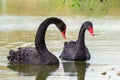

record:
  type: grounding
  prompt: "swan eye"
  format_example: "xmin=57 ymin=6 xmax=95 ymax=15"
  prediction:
xmin=88 ymin=26 xmax=94 ymax=36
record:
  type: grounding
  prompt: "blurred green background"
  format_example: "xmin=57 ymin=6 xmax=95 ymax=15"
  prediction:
xmin=0 ymin=0 xmax=119 ymax=16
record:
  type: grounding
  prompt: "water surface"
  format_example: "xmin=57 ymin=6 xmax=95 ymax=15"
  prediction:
xmin=0 ymin=16 xmax=120 ymax=80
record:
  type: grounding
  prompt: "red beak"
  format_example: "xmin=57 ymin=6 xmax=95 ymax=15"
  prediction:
xmin=88 ymin=27 xmax=94 ymax=36
xmin=61 ymin=28 xmax=66 ymax=39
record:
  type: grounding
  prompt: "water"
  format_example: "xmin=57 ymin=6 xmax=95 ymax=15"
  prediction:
xmin=0 ymin=16 xmax=120 ymax=80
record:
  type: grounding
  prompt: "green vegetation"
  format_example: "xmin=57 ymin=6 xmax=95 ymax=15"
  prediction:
xmin=0 ymin=0 xmax=119 ymax=16
xmin=60 ymin=0 xmax=112 ymax=16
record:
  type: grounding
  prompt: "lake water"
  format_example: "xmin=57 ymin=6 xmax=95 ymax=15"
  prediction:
xmin=0 ymin=16 xmax=120 ymax=80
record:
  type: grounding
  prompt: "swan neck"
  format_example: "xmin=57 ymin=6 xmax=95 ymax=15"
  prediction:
xmin=35 ymin=18 xmax=58 ymax=51
xmin=77 ymin=25 xmax=86 ymax=47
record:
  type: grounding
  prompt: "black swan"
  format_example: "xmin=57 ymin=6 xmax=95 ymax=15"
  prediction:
xmin=7 ymin=17 xmax=66 ymax=65
xmin=60 ymin=21 xmax=94 ymax=61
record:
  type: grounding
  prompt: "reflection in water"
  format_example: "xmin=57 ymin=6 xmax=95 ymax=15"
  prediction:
xmin=7 ymin=61 xmax=90 ymax=80
xmin=7 ymin=63 xmax=59 ymax=80
xmin=62 ymin=61 xmax=90 ymax=80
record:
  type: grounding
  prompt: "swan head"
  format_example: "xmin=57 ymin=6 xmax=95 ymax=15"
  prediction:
xmin=55 ymin=20 xmax=66 ymax=39
xmin=83 ymin=21 xmax=94 ymax=36
xmin=61 ymin=27 xmax=66 ymax=39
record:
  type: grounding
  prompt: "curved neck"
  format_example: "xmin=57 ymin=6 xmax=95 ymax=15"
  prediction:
xmin=77 ymin=25 xmax=86 ymax=48
xmin=35 ymin=18 xmax=58 ymax=51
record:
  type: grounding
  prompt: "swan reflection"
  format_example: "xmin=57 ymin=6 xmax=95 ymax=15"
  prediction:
xmin=7 ymin=63 xmax=59 ymax=80
xmin=62 ymin=61 xmax=90 ymax=80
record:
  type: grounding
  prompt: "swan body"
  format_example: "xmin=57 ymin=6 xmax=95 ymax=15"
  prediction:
xmin=7 ymin=17 xmax=66 ymax=65
xmin=60 ymin=21 xmax=94 ymax=61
